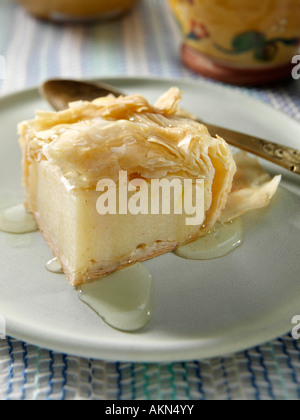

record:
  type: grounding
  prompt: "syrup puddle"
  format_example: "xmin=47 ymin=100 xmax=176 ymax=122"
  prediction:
xmin=46 ymin=258 xmax=64 ymax=274
xmin=175 ymin=218 xmax=244 ymax=260
xmin=43 ymin=220 xmax=244 ymax=333
xmin=0 ymin=204 xmax=38 ymax=234
xmin=78 ymin=264 xmax=154 ymax=332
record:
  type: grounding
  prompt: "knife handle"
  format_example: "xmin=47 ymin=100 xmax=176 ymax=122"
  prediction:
xmin=203 ymin=122 xmax=300 ymax=175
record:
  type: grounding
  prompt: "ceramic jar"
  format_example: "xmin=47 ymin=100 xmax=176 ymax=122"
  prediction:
xmin=169 ymin=0 xmax=300 ymax=84
xmin=16 ymin=0 xmax=140 ymax=22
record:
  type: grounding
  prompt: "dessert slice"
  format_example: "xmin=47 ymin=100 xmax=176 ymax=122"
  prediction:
xmin=17 ymin=88 xmax=251 ymax=286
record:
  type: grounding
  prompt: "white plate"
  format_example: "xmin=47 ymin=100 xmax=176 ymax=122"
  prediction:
xmin=0 ymin=77 xmax=300 ymax=362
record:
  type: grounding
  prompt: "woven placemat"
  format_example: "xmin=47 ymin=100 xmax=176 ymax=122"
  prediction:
xmin=1 ymin=335 xmax=300 ymax=400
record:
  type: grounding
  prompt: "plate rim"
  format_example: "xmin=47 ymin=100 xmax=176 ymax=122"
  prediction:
xmin=1 ymin=75 xmax=299 ymax=362
xmin=6 ymin=306 xmax=293 ymax=362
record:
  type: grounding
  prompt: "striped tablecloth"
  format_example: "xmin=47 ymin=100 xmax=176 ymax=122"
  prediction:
xmin=0 ymin=0 xmax=300 ymax=400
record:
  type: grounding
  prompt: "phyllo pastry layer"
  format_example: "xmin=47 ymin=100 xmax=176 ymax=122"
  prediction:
xmin=18 ymin=88 xmax=279 ymax=285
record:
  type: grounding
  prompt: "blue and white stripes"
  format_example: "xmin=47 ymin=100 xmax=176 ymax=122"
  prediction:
xmin=0 ymin=0 xmax=300 ymax=401
xmin=2 ymin=336 xmax=300 ymax=400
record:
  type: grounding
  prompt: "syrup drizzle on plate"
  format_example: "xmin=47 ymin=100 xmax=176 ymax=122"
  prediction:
xmin=0 ymin=204 xmax=38 ymax=234
xmin=45 ymin=258 xmax=154 ymax=332
xmin=78 ymin=264 xmax=154 ymax=332
xmin=174 ymin=218 xmax=244 ymax=260
xmin=43 ymin=221 xmax=243 ymax=333
xmin=46 ymin=258 xmax=64 ymax=274
xmin=0 ymin=203 xmax=243 ymax=333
